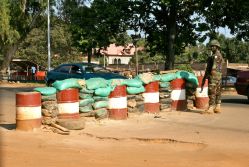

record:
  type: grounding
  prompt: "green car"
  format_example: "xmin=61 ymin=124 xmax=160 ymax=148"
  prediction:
xmin=45 ymin=63 xmax=126 ymax=86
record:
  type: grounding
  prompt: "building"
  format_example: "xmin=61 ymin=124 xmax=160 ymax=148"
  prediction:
xmin=101 ymin=43 xmax=143 ymax=65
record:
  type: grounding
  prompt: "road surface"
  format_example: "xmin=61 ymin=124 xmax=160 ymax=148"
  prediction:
xmin=0 ymin=86 xmax=249 ymax=167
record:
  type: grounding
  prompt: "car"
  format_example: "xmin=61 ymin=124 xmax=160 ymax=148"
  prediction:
xmin=235 ymin=70 xmax=249 ymax=100
xmin=45 ymin=62 xmax=126 ymax=86
xmin=222 ymin=76 xmax=237 ymax=86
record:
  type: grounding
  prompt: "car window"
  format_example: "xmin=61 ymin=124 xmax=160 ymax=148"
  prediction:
xmin=70 ymin=65 xmax=81 ymax=74
xmin=56 ymin=65 xmax=71 ymax=73
xmin=92 ymin=66 xmax=110 ymax=73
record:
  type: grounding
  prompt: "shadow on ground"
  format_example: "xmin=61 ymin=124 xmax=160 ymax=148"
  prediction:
xmin=0 ymin=124 xmax=16 ymax=130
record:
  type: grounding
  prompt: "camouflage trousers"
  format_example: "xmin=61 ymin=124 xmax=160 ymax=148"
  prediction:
xmin=208 ymin=74 xmax=222 ymax=106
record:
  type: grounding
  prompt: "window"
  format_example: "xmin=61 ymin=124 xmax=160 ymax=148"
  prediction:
xmin=118 ymin=59 xmax=121 ymax=64
xmin=114 ymin=58 xmax=117 ymax=64
xmin=56 ymin=65 xmax=71 ymax=73
xmin=70 ymin=65 xmax=81 ymax=74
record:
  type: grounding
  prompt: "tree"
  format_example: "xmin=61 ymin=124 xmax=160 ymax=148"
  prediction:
xmin=0 ymin=0 xmax=47 ymax=78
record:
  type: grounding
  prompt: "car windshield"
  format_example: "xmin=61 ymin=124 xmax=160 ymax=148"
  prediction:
xmin=83 ymin=65 xmax=110 ymax=73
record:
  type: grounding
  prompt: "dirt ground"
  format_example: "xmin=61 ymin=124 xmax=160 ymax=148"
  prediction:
xmin=0 ymin=82 xmax=249 ymax=167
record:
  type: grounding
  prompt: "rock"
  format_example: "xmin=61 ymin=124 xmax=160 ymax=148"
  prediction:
xmin=56 ymin=118 xmax=85 ymax=130
xmin=128 ymin=99 xmax=137 ymax=108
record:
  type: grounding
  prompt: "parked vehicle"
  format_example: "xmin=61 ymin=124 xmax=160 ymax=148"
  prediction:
xmin=45 ymin=63 xmax=126 ymax=86
xmin=222 ymin=76 xmax=237 ymax=87
xmin=235 ymin=70 xmax=249 ymax=100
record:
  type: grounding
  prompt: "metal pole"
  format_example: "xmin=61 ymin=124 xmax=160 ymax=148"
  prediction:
xmin=135 ymin=32 xmax=138 ymax=75
xmin=47 ymin=0 xmax=51 ymax=71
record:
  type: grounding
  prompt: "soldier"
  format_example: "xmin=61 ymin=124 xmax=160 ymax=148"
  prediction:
xmin=201 ymin=39 xmax=224 ymax=113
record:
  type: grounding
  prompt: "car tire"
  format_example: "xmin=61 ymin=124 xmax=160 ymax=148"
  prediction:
xmin=47 ymin=80 xmax=55 ymax=87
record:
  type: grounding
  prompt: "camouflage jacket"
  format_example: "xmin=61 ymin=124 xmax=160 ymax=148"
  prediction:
xmin=204 ymin=50 xmax=224 ymax=80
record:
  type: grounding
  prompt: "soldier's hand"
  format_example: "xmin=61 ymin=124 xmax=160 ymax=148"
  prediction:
xmin=199 ymin=87 xmax=203 ymax=93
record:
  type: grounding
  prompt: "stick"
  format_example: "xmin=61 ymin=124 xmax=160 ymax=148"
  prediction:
xmin=50 ymin=123 xmax=70 ymax=132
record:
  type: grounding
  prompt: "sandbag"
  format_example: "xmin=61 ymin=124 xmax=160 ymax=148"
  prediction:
xmin=159 ymin=82 xmax=170 ymax=88
xmin=136 ymin=73 xmax=154 ymax=84
xmin=123 ymin=79 xmax=143 ymax=87
xmin=41 ymin=94 xmax=56 ymax=101
xmin=86 ymin=78 xmax=108 ymax=90
xmin=95 ymin=108 xmax=108 ymax=119
xmin=160 ymin=73 xmax=177 ymax=82
xmin=80 ymin=87 xmax=94 ymax=94
xmin=176 ymin=71 xmax=198 ymax=86
xmin=79 ymin=98 xmax=94 ymax=107
xmin=79 ymin=93 xmax=93 ymax=99
xmin=153 ymin=75 xmax=161 ymax=81
xmin=93 ymin=96 xmax=109 ymax=101
xmin=34 ymin=87 xmax=57 ymax=96
xmin=93 ymin=101 xmax=108 ymax=109
xmin=94 ymin=87 xmax=112 ymax=97
xmin=79 ymin=105 xmax=93 ymax=113
xmin=108 ymin=79 xmax=125 ymax=87
xmin=126 ymin=86 xmax=145 ymax=94
xmin=52 ymin=78 xmax=82 ymax=91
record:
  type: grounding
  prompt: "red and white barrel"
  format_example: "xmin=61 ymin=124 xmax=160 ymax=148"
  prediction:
xmin=195 ymin=76 xmax=209 ymax=109
xmin=170 ymin=78 xmax=187 ymax=111
xmin=16 ymin=92 xmax=42 ymax=131
xmin=56 ymin=88 xmax=80 ymax=119
xmin=108 ymin=85 xmax=127 ymax=120
xmin=143 ymin=81 xmax=160 ymax=113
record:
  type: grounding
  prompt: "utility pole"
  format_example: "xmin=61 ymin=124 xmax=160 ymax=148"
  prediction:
xmin=47 ymin=0 xmax=51 ymax=71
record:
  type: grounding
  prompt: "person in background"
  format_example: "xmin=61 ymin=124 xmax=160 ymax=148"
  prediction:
xmin=31 ymin=66 xmax=36 ymax=80
xmin=201 ymin=39 xmax=224 ymax=114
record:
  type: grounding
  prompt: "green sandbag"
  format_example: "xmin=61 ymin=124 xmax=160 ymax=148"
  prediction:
xmin=160 ymin=73 xmax=177 ymax=82
xmin=79 ymin=93 xmax=93 ymax=99
xmin=41 ymin=94 xmax=56 ymax=101
xmin=176 ymin=71 xmax=198 ymax=86
xmin=123 ymin=79 xmax=143 ymax=87
xmin=52 ymin=78 xmax=82 ymax=91
xmin=94 ymin=87 xmax=112 ymax=97
xmin=159 ymin=82 xmax=170 ymax=88
xmin=79 ymin=98 xmax=94 ymax=107
xmin=86 ymin=78 xmax=108 ymax=90
xmin=93 ymin=96 xmax=109 ymax=101
xmin=153 ymin=75 xmax=161 ymax=81
xmin=80 ymin=87 xmax=94 ymax=94
xmin=34 ymin=87 xmax=57 ymax=96
xmin=93 ymin=101 xmax=108 ymax=109
xmin=127 ymin=86 xmax=145 ymax=94
xmin=95 ymin=108 xmax=108 ymax=119
xmin=79 ymin=105 xmax=93 ymax=113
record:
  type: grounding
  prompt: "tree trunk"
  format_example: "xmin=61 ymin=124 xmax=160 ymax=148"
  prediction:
xmin=0 ymin=44 xmax=19 ymax=80
xmin=87 ymin=48 xmax=92 ymax=63
xmin=165 ymin=2 xmax=177 ymax=70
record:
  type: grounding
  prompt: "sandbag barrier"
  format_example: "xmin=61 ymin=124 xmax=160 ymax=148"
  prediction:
xmin=21 ymin=70 xmax=201 ymax=132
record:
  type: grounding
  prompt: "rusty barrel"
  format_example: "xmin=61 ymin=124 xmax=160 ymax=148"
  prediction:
xmin=170 ymin=78 xmax=187 ymax=111
xmin=16 ymin=92 xmax=42 ymax=131
xmin=195 ymin=76 xmax=209 ymax=109
xmin=143 ymin=81 xmax=160 ymax=113
xmin=56 ymin=88 xmax=80 ymax=119
xmin=108 ymin=85 xmax=127 ymax=120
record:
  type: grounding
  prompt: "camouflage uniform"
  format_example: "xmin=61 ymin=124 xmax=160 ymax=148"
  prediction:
xmin=202 ymin=40 xmax=223 ymax=112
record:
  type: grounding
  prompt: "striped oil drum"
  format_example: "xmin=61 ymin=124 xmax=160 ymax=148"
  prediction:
xmin=108 ymin=85 xmax=128 ymax=120
xmin=143 ymin=81 xmax=160 ymax=113
xmin=195 ymin=76 xmax=209 ymax=109
xmin=56 ymin=88 xmax=80 ymax=119
xmin=170 ymin=78 xmax=187 ymax=111
xmin=16 ymin=92 xmax=42 ymax=131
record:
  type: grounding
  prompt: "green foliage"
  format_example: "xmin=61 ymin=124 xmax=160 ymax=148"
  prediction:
xmin=175 ymin=64 xmax=193 ymax=73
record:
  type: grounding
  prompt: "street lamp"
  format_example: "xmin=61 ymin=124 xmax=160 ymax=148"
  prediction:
xmin=47 ymin=0 xmax=51 ymax=71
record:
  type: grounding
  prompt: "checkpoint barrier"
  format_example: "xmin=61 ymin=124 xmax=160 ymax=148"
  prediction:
xmin=143 ymin=81 xmax=160 ymax=113
xmin=195 ymin=76 xmax=209 ymax=109
xmin=170 ymin=78 xmax=187 ymax=111
xmin=108 ymin=85 xmax=128 ymax=120
xmin=56 ymin=88 xmax=80 ymax=119
xmin=16 ymin=92 xmax=42 ymax=131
